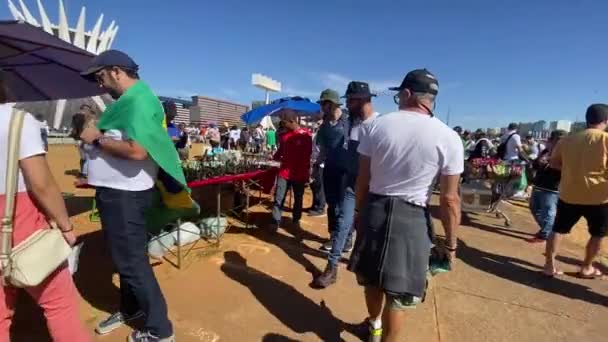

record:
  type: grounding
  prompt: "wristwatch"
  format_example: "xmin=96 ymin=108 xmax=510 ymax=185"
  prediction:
xmin=92 ymin=137 xmax=103 ymax=148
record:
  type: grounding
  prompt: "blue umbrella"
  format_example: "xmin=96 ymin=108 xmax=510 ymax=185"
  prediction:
xmin=241 ymin=96 xmax=320 ymax=125
xmin=0 ymin=20 xmax=105 ymax=102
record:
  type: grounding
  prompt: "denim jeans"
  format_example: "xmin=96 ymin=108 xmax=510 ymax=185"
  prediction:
xmin=310 ymin=165 xmax=326 ymax=212
xmin=323 ymin=166 xmax=346 ymax=236
xmin=96 ymin=187 xmax=173 ymax=338
xmin=529 ymin=188 xmax=559 ymax=239
xmin=272 ymin=177 xmax=305 ymax=224
xmin=328 ymin=186 xmax=356 ymax=267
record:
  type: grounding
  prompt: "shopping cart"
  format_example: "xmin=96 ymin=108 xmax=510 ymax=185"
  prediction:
xmin=461 ymin=158 xmax=525 ymax=227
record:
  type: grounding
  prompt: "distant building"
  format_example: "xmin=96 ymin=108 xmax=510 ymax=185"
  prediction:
xmin=571 ymin=121 xmax=586 ymax=133
xmin=518 ymin=122 xmax=533 ymax=136
xmin=531 ymin=120 xmax=549 ymax=132
xmin=159 ymin=96 xmax=192 ymax=125
xmin=549 ymin=120 xmax=572 ymax=132
xmin=190 ymin=96 xmax=249 ymax=127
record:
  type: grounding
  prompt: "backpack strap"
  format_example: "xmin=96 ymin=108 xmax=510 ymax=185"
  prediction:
xmin=1 ymin=109 xmax=25 ymax=280
xmin=505 ymin=132 xmax=517 ymax=144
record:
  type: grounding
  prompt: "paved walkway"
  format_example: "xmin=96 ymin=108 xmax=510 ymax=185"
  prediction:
xmin=10 ymin=148 xmax=608 ymax=341
xmin=81 ymin=198 xmax=606 ymax=341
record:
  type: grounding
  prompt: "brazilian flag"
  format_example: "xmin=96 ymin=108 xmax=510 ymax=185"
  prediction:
xmin=97 ymin=81 xmax=199 ymax=232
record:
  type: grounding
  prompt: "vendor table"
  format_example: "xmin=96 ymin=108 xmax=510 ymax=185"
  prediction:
xmin=164 ymin=167 xmax=278 ymax=268
xmin=187 ymin=167 xmax=278 ymax=230
xmin=76 ymin=167 xmax=278 ymax=269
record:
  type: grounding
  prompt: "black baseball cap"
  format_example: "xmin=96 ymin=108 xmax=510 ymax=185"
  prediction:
xmin=80 ymin=49 xmax=139 ymax=80
xmin=389 ymin=68 xmax=439 ymax=95
xmin=342 ymin=81 xmax=376 ymax=99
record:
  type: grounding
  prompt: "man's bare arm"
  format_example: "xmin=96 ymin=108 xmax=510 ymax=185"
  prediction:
xmin=439 ymin=174 xmax=461 ymax=248
xmin=98 ymin=138 xmax=149 ymax=161
xmin=80 ymin=126 xmax=148 ymax=161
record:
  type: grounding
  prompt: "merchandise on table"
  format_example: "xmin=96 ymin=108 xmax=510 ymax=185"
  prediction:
xmin=466 ymin=158 xmax=524 ymax=181
xmin=182 ymin=150 xmax=274 ymax=183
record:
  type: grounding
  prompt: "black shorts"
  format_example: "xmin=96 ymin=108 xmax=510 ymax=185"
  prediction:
xmin=553 ymin=200 xmax=608 ymax=238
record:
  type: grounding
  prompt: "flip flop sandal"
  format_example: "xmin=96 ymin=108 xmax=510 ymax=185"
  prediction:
xmin=577 ymin=268 xmax=604 ymax=279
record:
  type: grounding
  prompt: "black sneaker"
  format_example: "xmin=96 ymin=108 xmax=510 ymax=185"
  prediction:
xmin=352 ymin=319 xmax=383 ymax=342
xmin=128 ymin=330 xmax=175 ymax=342
xmin=95 ymin=311 xmax=144 ymax=335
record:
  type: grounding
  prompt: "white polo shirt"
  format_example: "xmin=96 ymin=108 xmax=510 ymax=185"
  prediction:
xmin=86 ymin=129 xmax=159 ymax=191
xmin=358 ymin=110 xmax=464 ymax=206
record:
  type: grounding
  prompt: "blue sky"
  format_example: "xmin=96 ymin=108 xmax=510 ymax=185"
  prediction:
xmin=4 ymin=0 xmax=608 ymax=129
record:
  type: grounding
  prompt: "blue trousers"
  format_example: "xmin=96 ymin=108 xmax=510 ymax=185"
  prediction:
xmin=323 ymin=167 xmax=356 ymax=266
xmin=323 ymin=167 xmax=345 ymax=236
xmin=272 ymin=177 xmax=305 ymax=224
xmin=96 ymin=187 xmax=173 ymax=338
xmin=529 ymin=188 xmax=559 ymax=239
xmin=328 ymin=186 xmax=356 ymax=266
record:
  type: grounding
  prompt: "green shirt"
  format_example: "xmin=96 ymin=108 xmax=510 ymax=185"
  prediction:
xmin=266 ymin=130 xmax=276 ymax=146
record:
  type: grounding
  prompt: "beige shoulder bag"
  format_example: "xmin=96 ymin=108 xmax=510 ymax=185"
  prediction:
xmin=0 ymin=109 xmax=72 ymax=288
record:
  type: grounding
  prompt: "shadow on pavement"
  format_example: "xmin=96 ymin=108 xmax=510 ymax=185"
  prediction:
xmin=221 ymin=251 xmax=346 ymax=341
xmin=429 ymin=204 xmax=533 ymax=241
xmin=261 ymin=333 xmax=301 ymax=341
xmin=461 ymin=212 xmax=534 ymax=241
xmin=242 ymin=212 xmax=330 ymax=278
xmin=73 ymin=230 xmax=121 ymax=316
xmin=508 ymin=200 xmax=530 ymax=209
xmin=64 ymin=196 xmax=94 ymax=217
xmin=64 ymin=169 xmax=81 ymax=177
xmin=458 ymin=239 xmax=608 ymax=306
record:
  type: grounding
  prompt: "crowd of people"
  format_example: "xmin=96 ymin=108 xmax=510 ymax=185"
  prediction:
xmin=1 ymin=46 xmax=607 ymax=342
xmin=165 ymin=121 xmax=278 ymax=156
xmin=269 ymin=70 xmax=462 ymax=341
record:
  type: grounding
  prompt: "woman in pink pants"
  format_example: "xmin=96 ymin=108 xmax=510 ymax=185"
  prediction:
xmin=0 ymin=99 xmax=90 ymax=341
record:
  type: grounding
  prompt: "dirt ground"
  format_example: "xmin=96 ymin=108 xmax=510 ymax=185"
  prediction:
xmin=9 ymin=144 xmax=608 ymax=341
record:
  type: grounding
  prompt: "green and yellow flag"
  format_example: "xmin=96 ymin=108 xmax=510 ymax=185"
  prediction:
xmin=97 ymin=81 xmax=197 ymax=217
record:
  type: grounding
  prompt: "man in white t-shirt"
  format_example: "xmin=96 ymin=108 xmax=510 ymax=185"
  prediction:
xmin=348 ymin=69 xmax=463 ymax=341
xmin=500 ymin=123 xmax=523 ymax=160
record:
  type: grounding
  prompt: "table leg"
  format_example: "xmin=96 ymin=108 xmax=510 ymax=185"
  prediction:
xmin=216 ymin=183 xmax=221 ymax=246
xmin=245 ymin=181 xmax=250 ymax=229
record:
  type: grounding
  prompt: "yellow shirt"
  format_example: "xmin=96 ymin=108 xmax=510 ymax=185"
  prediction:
xmin=555 ymin=129 xmax=608 ymax=205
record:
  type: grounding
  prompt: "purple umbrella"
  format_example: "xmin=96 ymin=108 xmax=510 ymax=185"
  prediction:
xmin=0 ymin=20 xmax=105 ymax=102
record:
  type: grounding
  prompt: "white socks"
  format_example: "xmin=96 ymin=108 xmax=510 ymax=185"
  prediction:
xmin=369 ymin=318 xmax=382 ymax=330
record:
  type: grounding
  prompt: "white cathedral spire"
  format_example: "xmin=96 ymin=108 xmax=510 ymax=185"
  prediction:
xmin=57 ymin=0 xmax=70 ymax=42
xmin=7 ymin=0 xmax=25 ymax=21
xmin=36 ymin=0 xmax=53 ymax=33
xmin=18 ymin=0 xmax=39 ymax=25
xmin=73 ymin=6 xmax=86 ymax=48
xmin=86 ymin=13 xmax=104 ymax=53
